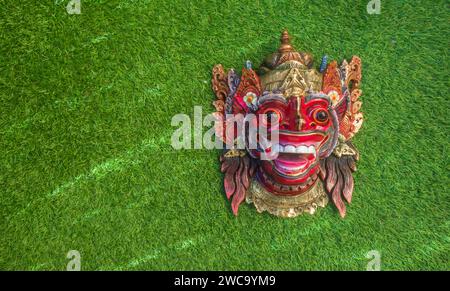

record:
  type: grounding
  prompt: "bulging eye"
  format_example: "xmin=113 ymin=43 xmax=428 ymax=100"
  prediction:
xmin=262 ymin=109 xmax=281 ymax=126
xmin=312 ymin=108 xmax=329 ymax=125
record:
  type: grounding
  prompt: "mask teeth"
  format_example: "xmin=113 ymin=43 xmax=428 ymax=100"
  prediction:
xmin=272 ymin=144 xmax=316 ymax=156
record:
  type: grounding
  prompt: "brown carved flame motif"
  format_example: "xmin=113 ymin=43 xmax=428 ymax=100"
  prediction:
xmin=319 ymin=56 xmax=363 ymax=217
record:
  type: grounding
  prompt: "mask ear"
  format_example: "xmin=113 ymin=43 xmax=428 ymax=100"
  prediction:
xmin=233 ymin=64 xmax=262 ymax=114
xmin=340 ymin=57 xmax=363 ymax=140
xmin=319 ymin=57 xmax=362 ymax=217
xmin=322 ymin=60 xmax=348 ymax=123
xmin=322 ymin=57 xmax=363 ymax=141
xmin=322 ymin=60 xmax=342 ymax=96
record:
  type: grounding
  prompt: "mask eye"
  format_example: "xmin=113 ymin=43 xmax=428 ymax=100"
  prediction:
xmin=261 ymin=109 xmax=281 ymax=127
xmin=312 ymin=108 xmax=329 ymax=125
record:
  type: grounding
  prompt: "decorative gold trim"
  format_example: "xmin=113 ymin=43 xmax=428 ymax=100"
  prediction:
xmin=224 ymin=149 xmax=246 ymax=158
xmin=246 ymin=179 xmax=329 ymax=218
xmin=333 ymin=134 xmax=358 ymax=158
xmin=260 ymin=62 xmax=322 ymax=97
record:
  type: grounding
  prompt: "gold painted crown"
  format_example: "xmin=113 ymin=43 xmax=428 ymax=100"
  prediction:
xmin=259 ymin=30 xmax=322 ymax=97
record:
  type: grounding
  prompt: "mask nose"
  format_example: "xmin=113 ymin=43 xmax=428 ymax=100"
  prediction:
xmin=286 ymin=96 xmax=304 ymax=131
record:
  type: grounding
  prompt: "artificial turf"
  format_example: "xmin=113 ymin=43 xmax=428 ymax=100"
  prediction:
xmin=0 ymin=0 xmax=448 ymax=270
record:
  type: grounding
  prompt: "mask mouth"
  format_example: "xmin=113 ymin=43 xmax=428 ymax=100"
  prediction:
xmin=250 ymin=130 xmax=332 ymax=175
xmin=270 ymin=147 xmax=317 ymax=177
xmin=260 ymin=131 xmax=329 ymax=178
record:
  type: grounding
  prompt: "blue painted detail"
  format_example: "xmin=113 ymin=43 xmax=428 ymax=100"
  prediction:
xmin=319 ymin=55 xmax=328 ymax=73
xmin=245 ymin=60 xmax=252 ymax=69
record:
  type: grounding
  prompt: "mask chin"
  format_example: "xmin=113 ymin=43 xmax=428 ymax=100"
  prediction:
xmin=259 ymin=158 xmax=318 ymax=186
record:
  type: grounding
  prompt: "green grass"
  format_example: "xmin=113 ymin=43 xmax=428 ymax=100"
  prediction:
xmin=0 ymin=0 xmax=448 ymax=270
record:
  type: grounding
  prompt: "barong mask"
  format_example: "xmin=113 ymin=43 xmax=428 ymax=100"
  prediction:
xmin=211 ymin=30 xmax=363 ymax=218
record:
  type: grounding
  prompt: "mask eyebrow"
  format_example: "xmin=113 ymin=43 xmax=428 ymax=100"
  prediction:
xmin=257 ymin=92 xmax=288 ymax=106
xmin=304 ymin=93 xmax=331 ymax=104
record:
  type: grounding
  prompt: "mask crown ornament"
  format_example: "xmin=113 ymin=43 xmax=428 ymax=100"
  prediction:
xmin=211 ymin=30 xmax=363 ymax=218
xmin=279 ymin=30 xmax=293 ymax=52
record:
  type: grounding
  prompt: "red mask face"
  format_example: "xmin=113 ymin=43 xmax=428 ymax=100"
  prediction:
xmin=253 ymin=94 xmax=337 ymax=195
